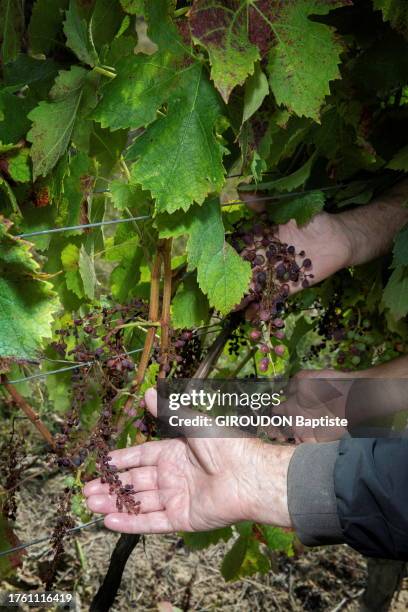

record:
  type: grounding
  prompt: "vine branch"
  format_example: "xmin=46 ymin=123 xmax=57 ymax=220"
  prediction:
xmin=1 ymin=375 xmax=56 ymax=451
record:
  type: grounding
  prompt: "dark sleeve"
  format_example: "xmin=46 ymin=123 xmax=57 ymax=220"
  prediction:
xmin=335 ymin=437 xmax=408 ymax=560
xmin=288 ymin=438 xmax=408 ymax=561
xmin=287 ymin=441 xmax=343 ymax=546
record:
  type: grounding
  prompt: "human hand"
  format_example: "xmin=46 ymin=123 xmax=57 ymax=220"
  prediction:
xmin=243 ymin=193 xmax=352 ymax=291
xmin=84 ymin=388 xmax=294 ymax=534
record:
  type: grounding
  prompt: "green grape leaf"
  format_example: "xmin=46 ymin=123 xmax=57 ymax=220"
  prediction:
xmin=0 ymin=0 xmax=23 ymax=64
xmin=388 ymin=145 xmax=408 ymax=171
xmin=393 ymin=225 xmax=408 ymax=267
xmin=8 ymin=149 xmax=31 ymax=183
xmin=221 ymin=535 xmax=269 ymax=582
xmin=120 ymin=0 xmax=145 ymax=15
xmin=91 ymin=0 xmax=125 ymax=50
xmin=93 ymin=52 xmax=177 ymax=131
xmin=373 ymin=0 xmax=408 ymax=39
xmin=60 ymin=151 xmax=92 ymax=227
xmin=63 ymin=0 xmax=99 ymax=66
xmin=0 ymin=91 xmax=33 ymax=146
xmin=28 ymin=0 xmax=69 ymax=55
xmin=189 ymin=0 xmax=260 ymax=102
xmin=242 ymin=63 xmax=269 ymax=124
xmin=27 ymin=67 xmax=87 ymax=179
xmin=245 ymin=154 xmax=316 ymax=193
xmin=110 ymin=247 xmax=143 ymax=302
xmin=183 ymin=527 xmax=233 ymax=550
xmin=260 ymin=526 xmax=295 ymax=556
xmin=172 ymin=274 xmax=210 ymax=329
xmin=187 ymin=199 xmax=251 ymax=313
xmin=0 ymin=218 xmax=59 ymax=359
xmin=270 ymin=190 xmax=325 ymax=226
xmin=383 ymin=266 xmax=408 ymax=320
xmin=61 ymin=243 xmax=84 ymax=298
xmin=109 ymin=180 xmax=146 ymax=211
xmin=79 ymin=246 xmax=96 ymax=300
xmin=128 ymin=64 xmax=226 ymax=214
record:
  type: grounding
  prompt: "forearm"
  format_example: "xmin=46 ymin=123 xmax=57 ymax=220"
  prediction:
xmin=337 ymin=180 xmax=408 ymax=267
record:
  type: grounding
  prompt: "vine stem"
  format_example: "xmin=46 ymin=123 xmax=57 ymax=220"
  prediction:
xmin=92 ymin=241 xmax=171 ymax=611
xmin=1 ymin=375 xmax=56 ymax=451
xmin=159 ymin=238 xmax=173 ymax=379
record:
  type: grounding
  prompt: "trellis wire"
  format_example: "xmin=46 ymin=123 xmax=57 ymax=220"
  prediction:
xmin=17 ymin=215 xmax=151 ymax=239
xmin=7 ymin=347 xmax=144 ymax=385
xmin=15 ymin=187 xmax=344 ymax=240
xmin=0 ymin=517 xmax=105 ymax=558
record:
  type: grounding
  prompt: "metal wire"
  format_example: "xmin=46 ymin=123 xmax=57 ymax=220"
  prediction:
xmin=0 ymin=517 xmax=105 ymax=558
xmin=15 ymin=187 xmax=344 ymax=240
xmin=8 ymin=347 xmax=145 ymax=385
xmin=17 ymin=215 xmax=151 ymax=239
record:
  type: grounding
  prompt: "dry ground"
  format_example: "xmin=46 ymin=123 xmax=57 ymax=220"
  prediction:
xmin=1 ymin=467 xmax=407 ymax=612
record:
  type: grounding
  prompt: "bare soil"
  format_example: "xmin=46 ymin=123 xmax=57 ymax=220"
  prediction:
xmin=1 ymin=467 xmax=407 ymax=612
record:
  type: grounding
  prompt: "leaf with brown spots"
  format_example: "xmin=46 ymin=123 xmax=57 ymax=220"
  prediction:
xmin=190 ymin=0 xmax=350 ymax=118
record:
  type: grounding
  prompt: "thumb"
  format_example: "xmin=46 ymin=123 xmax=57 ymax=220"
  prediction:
xmin=144 ymin=387 xmax=158 ymax=417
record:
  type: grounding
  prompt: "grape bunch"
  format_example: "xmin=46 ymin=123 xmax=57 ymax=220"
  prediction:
xmin=0 ymin=425 xmax=27 ymax=521
xmin=152 ymin=329 xmax=204 ymax=378
xmin=52 ymin=300 xmax=148 ymax=514
xmin=230 ymin=216 xmax=313 ymax=372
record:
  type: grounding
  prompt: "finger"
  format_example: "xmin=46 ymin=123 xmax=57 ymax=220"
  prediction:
xmin=96 ymin=439 xmax=170 ymax=471
xmin=104 ymin=511 xmax=174 ymax=534
xmin=144 ymin=387 xmax=157 ymax=417
xmin=83 ymin=466 xmax=158 ymax=497
xmin=86 ymin=490 xmax=163 ymax=515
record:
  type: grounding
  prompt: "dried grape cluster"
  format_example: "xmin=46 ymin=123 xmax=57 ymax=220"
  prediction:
xmin=0 ymin=424 xmax=27 ymax=521
xmin=45 ymin=490 xmax=75 ymax=590
xmin=53 ymin=299 xmax=147 ymax=515
xmin=230 ymin=217 xmax=313 ymax=372
xmin=152 ymin=329 xmax=204 ymax=378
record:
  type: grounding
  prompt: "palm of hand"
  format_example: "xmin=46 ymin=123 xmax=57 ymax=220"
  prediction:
xmin=84 ymin=436 xmax=252 ymax=534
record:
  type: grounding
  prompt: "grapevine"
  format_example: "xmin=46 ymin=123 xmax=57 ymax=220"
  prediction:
xmin=0 ymin=0 xmax=407 ymax=609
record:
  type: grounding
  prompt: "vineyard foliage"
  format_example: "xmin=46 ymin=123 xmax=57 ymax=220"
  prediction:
xmin=1 ymin=0 xmax=408 ymax=584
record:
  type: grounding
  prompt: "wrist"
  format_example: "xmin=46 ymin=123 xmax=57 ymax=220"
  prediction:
xmin=328 ymin=213 xmax=354 ymax=269
xmin=240 ymin=439 xmax=294 ymax=527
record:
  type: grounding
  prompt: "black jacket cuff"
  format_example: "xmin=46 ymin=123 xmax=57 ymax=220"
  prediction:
xmin=287 ymin=442 xmax=343 ymax=546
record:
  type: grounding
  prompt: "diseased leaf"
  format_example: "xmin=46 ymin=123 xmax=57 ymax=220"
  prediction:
xmin=28 ymin=0 xmax=69 ymax=55
xmin=383 ymin=266 xmax=408 ymax=320
xmin=374 ymin=0 xmax=408 ymax=40
xmin=189 ymin=0 xmax=260 ymax=102
xmin=189 ymin=0 xmax=349 ymax=118
xmin=187 ymin=199 xmax=251 ymax=313
xmin=172 ymin=274 xmax=210 ymax=329
xmin=63 ymin=0 xmax=99 ymax=66
xmin=267 ymin=0 xmax=349 ymax=120
xmin=0 ymin=218 xmax=59 ymax=360
xmin=0 ymin=515 xmax=25 ymax=579
xmin=270 ymin=190 xmax=325 ymax=226
xmin=27 ymin=67 xmax=87 ymax=179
